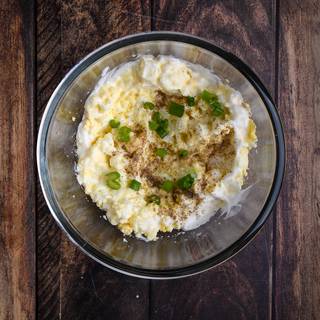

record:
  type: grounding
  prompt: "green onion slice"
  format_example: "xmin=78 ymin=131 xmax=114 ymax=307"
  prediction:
xmin=178 ymin=149 xmax=188 ymax=158
xmin=148 ymin=120 xmax=158 ymax=130
xmin=106 ymin=179 xmax=121 ymax=190
xmin=186 ymin=96 xmax=195 ymax=106
xmin=200 ymin=90 xmax=214 ymax=103
xmin=161 ymin=180 xmax=174 ymax=192
xmin=106 ymin=171 xmax=120 ymax=180
xmin=143 ymin=102 xmax=155 ymax=110
xmin=156 ymin=126 xmax=169 ymax=138
xmin=168 ymin=101 xmax=185 ymax=117
xmin=129 ymin=179 xmax=141 ymax=191
xmin=152 ymin=111 xmax=161 ymax=122
xmin=176 ymin=174 xmax=195 ymax=190
xmin=150 ymin=112 xmax=169 ymax=138
xmin=106 ymin=171 xmax=121 ymax=190
xmin=200 ymin=90 xmax=225 ymax=117
xmin=117 ymin=126 xmax=131 ymax=142
xmin=109 ymin=119 xmax=120 ymax=128
xmin=155 ymin=148 xmax=167 ymax=159
xmin=209 ymin=99 xmax=224 ymax=116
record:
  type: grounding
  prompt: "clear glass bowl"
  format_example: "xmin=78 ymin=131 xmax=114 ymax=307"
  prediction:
xmin=37 ymin=32 xmax=285 ymax=279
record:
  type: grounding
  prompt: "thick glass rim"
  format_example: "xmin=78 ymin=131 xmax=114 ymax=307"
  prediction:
xmin=37 ymin=31 xmax=285 ymax=279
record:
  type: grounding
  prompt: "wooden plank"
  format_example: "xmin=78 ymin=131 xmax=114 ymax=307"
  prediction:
xmin=36 ymin=1 xmax=151 ymax=319
xmin=58 ymin=243 xmax=149 ymax=320
xmin=274 ymin=1 xmax=320 ymax=319
xmin=150 ymin=1 xmax=276 ymax=319
xmin=0 ymin=1 xmax=36 ymax=320
xmin=61 ymin=0 xmax=152 ymax=73
xmin=36 ymin=1 xmax=63 ymax=319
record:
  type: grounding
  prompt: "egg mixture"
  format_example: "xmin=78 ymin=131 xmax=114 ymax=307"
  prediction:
xmin=76 ymin=55 xmax=257 ymax=241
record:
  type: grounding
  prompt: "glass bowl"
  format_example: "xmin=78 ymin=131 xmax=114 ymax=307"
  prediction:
xmin=37 ymin=32 xmax=285 ymax=279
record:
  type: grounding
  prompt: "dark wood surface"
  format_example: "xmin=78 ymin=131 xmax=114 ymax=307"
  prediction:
xmin=275 ymin=1 xmax=320 ymax=319
xmin=0 ymin=0 xmax=319 ymax=319
xmin=0 ymin=1 xmax=35 ymax=319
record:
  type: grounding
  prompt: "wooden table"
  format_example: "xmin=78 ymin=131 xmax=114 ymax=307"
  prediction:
xmin=0 ymin=1 xmax=319 ymax=319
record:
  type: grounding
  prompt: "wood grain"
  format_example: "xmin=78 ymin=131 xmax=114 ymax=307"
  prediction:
xmin=150 ymin=1 xmax=276 ymax=319
xmin=61 ymin=0 xmax=151 ymax=73
xmin=0 ymin=1 xmax=35 ymax=319
xmin=36 ymin=1 xmax=152 ymax=319
xmin=275 ymin=1 xmax=320 ymax=319
xmin=32 ymin=1 xmax=320 ymax=319
xmin=37 ymin=1 xmax=63 ymax=319
xmin=59 ymin=242 xmax=149 ymax=320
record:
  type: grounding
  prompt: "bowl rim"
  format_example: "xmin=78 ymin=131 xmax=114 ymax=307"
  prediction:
xmin=37 ymin=31 xmax=285 ymax=279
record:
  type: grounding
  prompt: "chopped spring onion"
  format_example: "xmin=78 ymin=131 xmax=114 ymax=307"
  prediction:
xmin=148 ymin=120 xmax=158 ymax=130
xmin=150 ymin=112 xmax=169 ymax=138
xmin=128 ymin=179 xmax=141 ymax=191
xmin=106 ymin=171 xmax=120 ymax=180
xmin=168 ymin=101 xmax=185 ymax=117
xmin=143 ymin=102 xmax=155 ymax=110
xmin=200 ymin=90 xmax=214 ymax=103
xmin=200 ymin=90 xmax=225 ymax=117
xmin=161 ymin=180 xmax=174 ymax=192
xmin=209 ymin=99 xmax=224 ymax=116
xmin=106 ymin=179 xmax=121 ymax=190
xmin=178 ymin=149 xmax=188 ymax=158
xmin=106 ymin=171 xmax=121 ymax=190
xmin=186 ymin=96 xmax=195 ymax=106
xmin=176 ymin=174 xmax=194 ymax=190
xmin=152 ymin=111 xmax=161 ymax=122
xmin=155 ymin=148 xmax=167 ymax=159
xmin=109 ymin=119 xmax=120 ymax=128
xmin=156 ymin=126 xmax=169 ymax=138
xmin=117 ymin=126 xmax=131 ymax=142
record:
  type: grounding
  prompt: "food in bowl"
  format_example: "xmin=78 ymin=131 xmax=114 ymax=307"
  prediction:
xmin=76 ymin=55 xmax=257 ymax=241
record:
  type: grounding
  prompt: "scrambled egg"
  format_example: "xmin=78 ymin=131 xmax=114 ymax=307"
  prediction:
xmin=76 ymin=55 xmax=257 ymax=241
